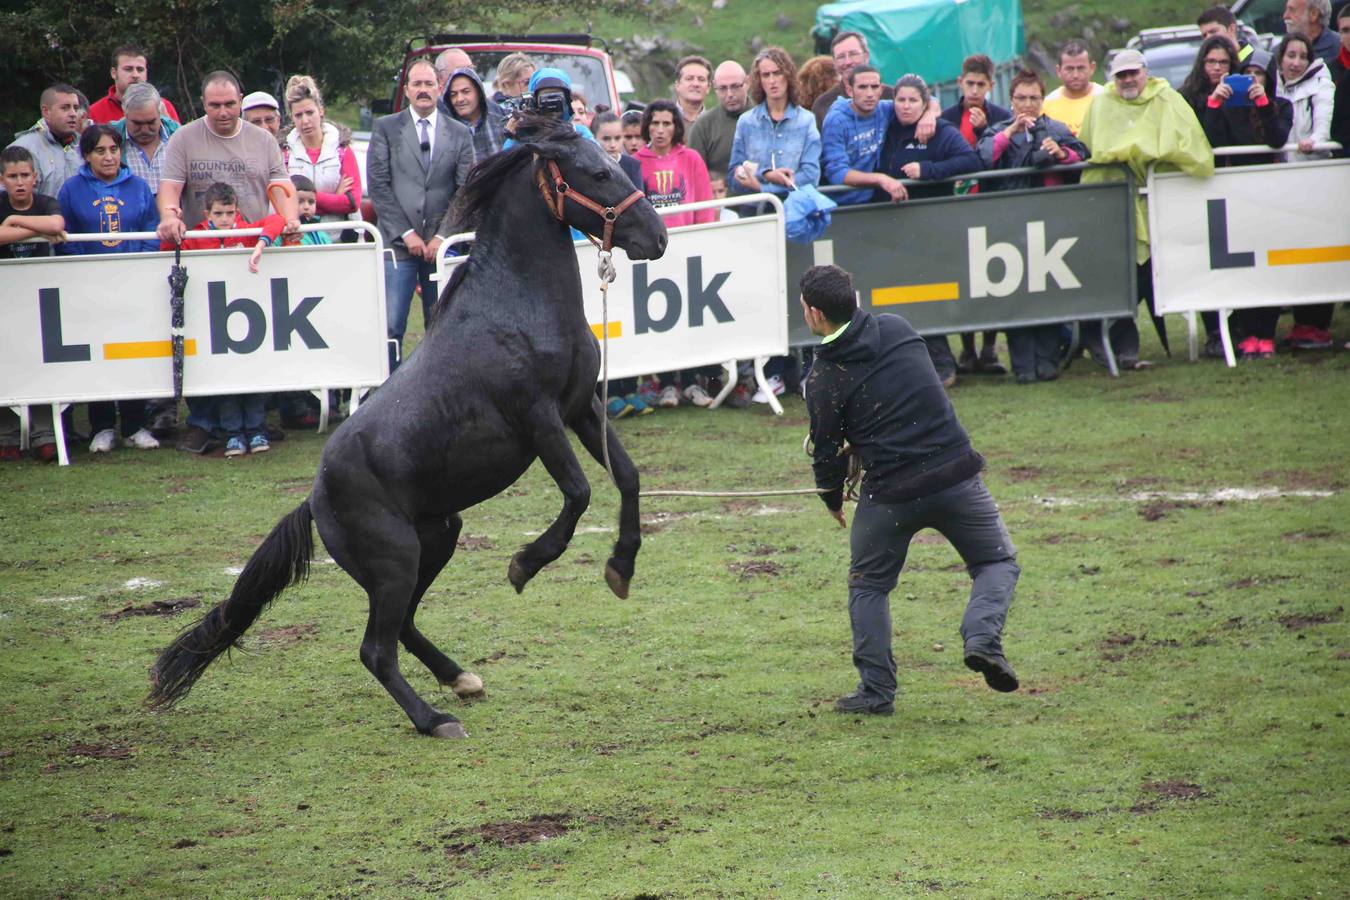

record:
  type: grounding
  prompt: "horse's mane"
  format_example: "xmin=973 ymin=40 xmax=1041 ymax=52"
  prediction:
xmin=427 ymin=119 xmax=581 ymax=329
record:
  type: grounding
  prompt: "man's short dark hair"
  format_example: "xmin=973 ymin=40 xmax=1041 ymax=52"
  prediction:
xmin=203 ymin=181 xmax=238 ymax=209
xmin=961 ymin=54 xmax=995 ymax=80
xmin=200 ymin=70 xmax=242 ymax=96
xmin=1059 ymin=40 xmax=1093 ymax=63
xmin=800 ymin=265 xmax=857 ymax=324
xmin=830 ymin=30 xmax=869 ymax=55
xmin=1338 ymin=1 xmax=1350 ymax=21
xmin=78 ymin=124 xmax=123 ymax=158
xmin=289 ymin=173 xmax=316 ymax=193
xmin=641 ymin=99 xmax=685 ymax=144
xmin=847 ymin=64 xmax=880 ymax=88
xmin=40 ymin=83 xmax=79 ymax=109
xmin=1 ymin=145 xmax=36 ymax=169
xmin=1197 ymin=5 xmax=1237 ymax=29
xmin=674 ymin=55 xmax=712 ymax=80
xmin=111 ymin=44 xmax=148 ymax=66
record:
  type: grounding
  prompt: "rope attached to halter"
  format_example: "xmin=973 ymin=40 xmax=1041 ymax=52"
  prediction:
xmin=540 ymin=157 xmax=859 ymax=502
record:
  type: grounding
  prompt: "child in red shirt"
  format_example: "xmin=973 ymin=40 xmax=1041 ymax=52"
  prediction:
xmin=161 ymin=181 xmax=286 ymax=273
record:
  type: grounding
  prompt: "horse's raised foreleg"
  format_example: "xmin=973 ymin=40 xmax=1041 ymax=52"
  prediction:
xmin=400 ymin=513 xmax=483 ymax=698
xmin=572 ymin=396 xmax=640 ymax=599
xmin=508 ymin=408 xmax=591 ymax=594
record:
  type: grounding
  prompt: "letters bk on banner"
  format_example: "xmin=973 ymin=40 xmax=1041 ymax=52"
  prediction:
xmin=0 ymin=242 xmax=389 ymax=407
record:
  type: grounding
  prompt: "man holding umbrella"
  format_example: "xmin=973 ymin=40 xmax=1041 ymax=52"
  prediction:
xmin=1077 ymin=49 xmax=1213 ymax=368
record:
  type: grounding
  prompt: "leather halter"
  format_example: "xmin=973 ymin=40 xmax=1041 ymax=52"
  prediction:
xmin=539 ymin=159 xmax=645 ymax=252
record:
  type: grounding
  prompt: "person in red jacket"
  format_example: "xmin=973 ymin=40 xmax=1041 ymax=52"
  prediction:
xmin=87 ymin=45 xmax=180 ymax=125
xmin=162 ymin=180 xmax=285 ymax=273
xmin=161 ymin=181 xmax=286 ymax=456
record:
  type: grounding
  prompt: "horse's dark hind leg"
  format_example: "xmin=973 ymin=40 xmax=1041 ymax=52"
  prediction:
xmin=573 ymin=396 xmax=640 ymax=599
xmin=508 ymin=407 xmax=591 ymax=594
xmin=400 ymin=513 xmax=483 ymax=697
xmin=353 ymin=515 xmax=466 ymax=738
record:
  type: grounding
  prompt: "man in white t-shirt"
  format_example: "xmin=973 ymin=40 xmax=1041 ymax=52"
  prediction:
xmin=1042 ymin=41 xmax=1104 ymax=136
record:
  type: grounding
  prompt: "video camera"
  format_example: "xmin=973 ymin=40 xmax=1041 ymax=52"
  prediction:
xmin=500 ymin=90 xmax=569 ymax=119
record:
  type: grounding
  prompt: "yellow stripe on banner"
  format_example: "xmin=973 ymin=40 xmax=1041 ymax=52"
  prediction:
xmin=590 ymin=322 xmax=622 ymax=339
xmin=103 ymin=339 xmax=199 ymax=360
xmin=1267 ymin=245 xmax=1350 ymax=267
xmin=872 ymin=282 xmax=961 ymax=305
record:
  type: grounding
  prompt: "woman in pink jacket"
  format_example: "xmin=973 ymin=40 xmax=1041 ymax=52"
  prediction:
xmin=633 ymin=99 xmax=715 ymax=227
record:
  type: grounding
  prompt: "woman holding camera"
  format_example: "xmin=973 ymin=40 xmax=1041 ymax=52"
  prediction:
xmin=1183 ymin=39 xmax=1292 ymax=167
xmin=976 ymin=70 xmax=1088 ymax=383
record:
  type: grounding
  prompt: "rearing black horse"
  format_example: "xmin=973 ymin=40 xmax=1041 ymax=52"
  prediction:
xmin=149 ymin=123 xmax=667 ymax=738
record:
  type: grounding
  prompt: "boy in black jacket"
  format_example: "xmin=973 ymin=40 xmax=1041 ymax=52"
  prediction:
xmin=801 ymin=265 xmax=1020 ymax=714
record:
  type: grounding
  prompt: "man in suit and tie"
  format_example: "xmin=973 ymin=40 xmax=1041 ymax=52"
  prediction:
xmin=368 ymin=58 xmax=475 ymax=367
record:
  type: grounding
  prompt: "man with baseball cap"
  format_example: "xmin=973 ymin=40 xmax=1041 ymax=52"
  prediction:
xmin=1074 ymin=48 xmax=1212 ymax=370
xmin=242 ymin=91 xmax=282 ymax=136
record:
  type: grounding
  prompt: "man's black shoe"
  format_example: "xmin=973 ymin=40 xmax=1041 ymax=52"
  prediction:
xmin=833 ymin=692 xmax=894 ymax=716
xmin=177 ymin=426 xmax=215 ymax=455
xmin=963 ymin=650 xmax=1020 ymax=693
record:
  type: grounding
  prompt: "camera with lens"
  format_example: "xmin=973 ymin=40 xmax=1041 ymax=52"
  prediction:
xmin=1028 ymin=121 xmax=1055 ymax=167
xmin=501 ymin=89 xmax=569 ymax=119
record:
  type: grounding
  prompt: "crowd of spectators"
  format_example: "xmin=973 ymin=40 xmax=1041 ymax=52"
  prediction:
xmin=3 ymin=3 xmax=1350 ymax=458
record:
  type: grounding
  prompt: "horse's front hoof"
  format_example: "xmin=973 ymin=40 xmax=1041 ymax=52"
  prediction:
xmin=430 ymin=720 xmax=468 ymax=739
xmin=604 ymin=563 xmax=631 ymax=600
xmin=508 ymin=551 xmax=530 ymax=594
xmin=450 ymin=672 xmax=485 ymax=698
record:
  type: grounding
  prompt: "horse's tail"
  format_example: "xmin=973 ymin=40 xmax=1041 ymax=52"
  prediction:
xmin=148 ymin=501 xmax=314 ymax=707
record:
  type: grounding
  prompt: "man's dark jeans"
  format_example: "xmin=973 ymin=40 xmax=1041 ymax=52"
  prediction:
xmin=846 ymin=475 xmax=1019 ymax=705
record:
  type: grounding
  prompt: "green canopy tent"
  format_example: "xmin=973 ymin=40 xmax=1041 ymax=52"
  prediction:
xmin=813 ymin=0 xmax=1025 ymax=106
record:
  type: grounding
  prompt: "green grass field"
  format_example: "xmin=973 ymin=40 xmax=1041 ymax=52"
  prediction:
xmin=1 ymin=311 xmax=1348 ymax=897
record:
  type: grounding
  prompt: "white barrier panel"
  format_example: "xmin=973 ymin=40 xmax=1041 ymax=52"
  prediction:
xmin=437 ymin=195 xmax=789 ymax=382
xmin=1149 ymin=158 xmax=1350 ymax=315
xmin=0 ymin=229 xmax=388 ymax=406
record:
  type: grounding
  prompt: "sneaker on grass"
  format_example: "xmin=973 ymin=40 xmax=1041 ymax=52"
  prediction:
xmin=606 ymin=396 xmax=633 ymax=419
xmin=751 ymin=375 xmax=785 ymax=404
xmin=249 ymin=433 xmax=270 ymax=454
xmin=89 ymin=428 xmax=116 ymax=453
xmin=637 ymin=380 xmax=661 ymax=408
xmin=683 ymin=383 xmax=713 ymax=407
xmin=122 ymin=428 xmax=160 ymax=450
xmin=224 ymin=436 xmax=247 ymax=458
xmin=625 ymin=393 xmax=653 ymax=416
xmin=177 ymin=426 xmax=215 ymax=455
xmin=658 ymin=385 xmax=680 ymax=408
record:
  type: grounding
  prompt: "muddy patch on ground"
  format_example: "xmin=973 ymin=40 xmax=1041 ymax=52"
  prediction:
xmin=1131 ymin=779 xmax=1207 ymax=813
xmin=727 ymin=543 xmax=796 ymax=557
xmin=1005 ymin=466 xmax=1043 ymax=482
xmin=641 ymin=511 xmax=695 ymax=534
xmin=911 ymin=531 xmax=948 ymax=546
xmin=456 ymin=535 xmax=495 ymax=551
xmin=443 ymin=813 xmax=572 ymax=855
xmin=247 ymin=623 xmax=318 ymax=648
xmin=1282 ymin=528 xmax=1336 ymax=542
xmin=1036 ymin=533 xmax=1086 ymax=545
xmin=1136 ymin=390 xmax=1183 ymax=404
xmin=277 ymin=477 xmax=311 ymax=495
xmin=1038 ymin=808 xmax=1091 ymax=821
xmin=472 ymin=649 xmax=520 ymax=666
xmin=728 ymin=560 xmax=783 ymax=579
xmin=1227 ymin=575 xmax=1293 ymax=590
xmin=66 ymin=743 xmax=135 ymax=760
xmin=102 ymin=597 xmax=201 ymax=621
xmin=1278 ymin=607 xmax=1343 ymax=631
xmin=1258 ymin=469 xmax=1346 ymax=492
xmin=1139 ymin=500 xmax=1200 ymax=521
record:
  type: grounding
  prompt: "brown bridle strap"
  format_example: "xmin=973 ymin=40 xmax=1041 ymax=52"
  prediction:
xmin=542 ymin=159 xmax=645 ymax=252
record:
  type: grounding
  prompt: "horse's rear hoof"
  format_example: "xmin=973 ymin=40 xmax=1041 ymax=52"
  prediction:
xmin=430 ymin=720 xmax=468 ymax=739
xmin=450 ymin=672 xmax=485 ymax=698
xmin=508 ymin=552 xmax=530 ymax=594
xmin=604 ymin=563 xmax=631 ymax=600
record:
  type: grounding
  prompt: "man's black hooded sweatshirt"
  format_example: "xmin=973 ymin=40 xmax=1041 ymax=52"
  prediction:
xmin=806 ymin=309 xmax=985 ymax=510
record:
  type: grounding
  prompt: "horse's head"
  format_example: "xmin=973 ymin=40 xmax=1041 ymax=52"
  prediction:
xmin=525 ymin=121 xmax=668 ymax=260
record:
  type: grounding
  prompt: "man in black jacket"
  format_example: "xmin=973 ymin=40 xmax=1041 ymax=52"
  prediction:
xmin=801 ymin=265 xmax=1020 ymax=715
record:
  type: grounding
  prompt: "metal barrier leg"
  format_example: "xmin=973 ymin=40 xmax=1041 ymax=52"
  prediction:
xmin=52 ymin=402 xmax=70 ymax=466
xmin=709 ymin=361 xmax=737 ymax=409
xmin=1186 ymin=311 xmax=1199 ymax=362
xmin=1101 ymin=321 xmax=1120 ymax=378
xmin=753 ymin=356 xmax=784 ymax=416
xmin=17 ymin=405 xmax=29 ymax=450
xmin=314 ymin=389 xmax=329 ymax=434
xmin=349 ymin=386 xmax=366 ymax=416
xmin=1218 ymin=307 xmax=1237 ymax=368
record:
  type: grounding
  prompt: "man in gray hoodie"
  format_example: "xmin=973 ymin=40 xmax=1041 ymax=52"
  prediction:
xmin=444 ymin=67 xmax=506 ymax=162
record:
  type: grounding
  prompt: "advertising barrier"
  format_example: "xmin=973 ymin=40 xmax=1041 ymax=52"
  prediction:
xmin=785 ymin=175 xmax=1139 ymax=351
xmin=1148 ymin=155 xmax=1350 ymax=364
xmin=1 ymin=222 xmax=388 ymax=462
xmin=437 ymin=194 xmax=791 ymax=411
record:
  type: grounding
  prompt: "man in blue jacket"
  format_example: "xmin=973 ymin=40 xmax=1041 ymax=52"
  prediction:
xmin=820 ymin=66 xmax=905 ymax=205
xmin=801 ymin=264 xmax=1021 ymax=715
